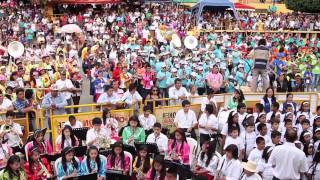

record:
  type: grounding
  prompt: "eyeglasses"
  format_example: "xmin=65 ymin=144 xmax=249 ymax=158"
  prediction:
xmin=152 ymin=89 xmax=158 ymax=92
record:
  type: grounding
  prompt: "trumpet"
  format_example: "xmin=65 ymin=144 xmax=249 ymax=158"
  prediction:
xmin=39 ymin=160 xmax=51 ymax=178
xmin=136 ymin=165 xmax=144 ymax=180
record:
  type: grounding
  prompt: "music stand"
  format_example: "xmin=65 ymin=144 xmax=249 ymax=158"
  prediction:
xmin=122 ymin=144 xmax=136 ymax=157
xmin=164 ymin=160 xmax=193 ymax=180
xmin=72 ymin=127 xmax=89 ymax=141
xmin=106 ymin=170 xmax=130 ymax=180
xmin=99 ymin=149 xmax=112 ymax=157
xmin=65 ymin=173 xmax=97 ymax=180
xmin=73 ymin=146 xmax=87 ymax=157
xmin=134 ymin=142 xmax=159 ymax=155
xmin=41 ymin=153 xmax=61 ymax=162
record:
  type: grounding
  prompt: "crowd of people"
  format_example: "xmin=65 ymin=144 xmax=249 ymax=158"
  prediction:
xmin=0 ymin=0 xmax=319 ymax=179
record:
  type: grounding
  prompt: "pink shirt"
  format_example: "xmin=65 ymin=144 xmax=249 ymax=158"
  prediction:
xmin=142 ymin=72 xmax=154 ymax=90
xmin=206 ymin=72 xmax=223 ymax=89
xmin=168 ymin=141 xmax=190 ymax=165
xmin=106 ymin=154 xmax=130 ymax=173
xmin=0 ymin=144 xmax=12 ymax=168
xmin=25 ymin=140 xmax=53 ymax=157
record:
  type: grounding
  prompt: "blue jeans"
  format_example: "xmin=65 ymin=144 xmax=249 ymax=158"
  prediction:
xmin=313 ymin=74 xmax=320 ymax=90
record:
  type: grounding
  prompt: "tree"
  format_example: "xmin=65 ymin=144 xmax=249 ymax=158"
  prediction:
xmin=284 ymin=0 xmax=320 ymax=13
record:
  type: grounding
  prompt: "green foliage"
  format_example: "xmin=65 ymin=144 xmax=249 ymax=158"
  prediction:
xmin=284 ymin=0 xmax=320 ymax=13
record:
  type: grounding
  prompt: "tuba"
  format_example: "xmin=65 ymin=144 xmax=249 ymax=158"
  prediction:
xmin=39 ymin=160 xmax=51 ymax=178
xmin=184 ymin=36 xmax=198 ymax=50
xmin=7 ymin=41 xmax=24 ymax=58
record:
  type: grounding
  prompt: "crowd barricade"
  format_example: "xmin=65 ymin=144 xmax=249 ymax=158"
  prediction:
xmin=46 ymin=103 xmax=135 ymax=150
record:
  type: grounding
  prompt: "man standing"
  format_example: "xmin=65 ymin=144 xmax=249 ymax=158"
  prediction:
xmin=174 ymin=100 xmax=198 ymax=139
xmin=268 ymin=129 xmax=308 ymax=180
xmin=249 ymin=39 xmax=270 ymax=92
xmin=55 ymin=71 xmax=75 ymax=114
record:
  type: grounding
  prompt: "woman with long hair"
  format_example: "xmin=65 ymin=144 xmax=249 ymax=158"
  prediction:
xmin=307 ymin=146 xmax=320 ymax=180
xmin=216 ymin=144 xmax=242 ymax=180
xmin=146 ymin=155 xmax=166 ymax=180
xmin=192 ymin=140 xmax=220 ymax=180
xmin=256 ymin=146 xmax=273 ymax=180
xmin=56 ymin=147 xmax=80 ymax=180
xmin=260 ymin=87 xmax=277 ymax=113
xmin=297 ymin=101 xmax=314 ymax=121
xmin=24 ymin=147 xmax=52 ymax=180
xmin=198 ymin=104 xmax=218 ymax=146
xmin=55 ymin=125 xmax=79 ymax=153
xmin=145 ymin=86 xmax=163 ymax=111
xmin=122 ymin=116 xmax=145 ymax=145
xmin=132 ymin=145 xmax=152 ymax=180
xmin=106 ymin=142 xmax=130 ymax=175
xmin=25 ymin=129 xmax=53 ymax=160
xmin=279 ymin=93 xmax=297 ymax=114
xmin=221 ymin=111 xmax=241 ymax=149
xmin=0 ymin=155 xmax=26 ymax=180
xmin=102 ymin=108 xmax=119 ymax=140
xmin=226 ymin=89 xmax=245 ymax=110
xmin=167 ymin=129 xmax=190 ymax=165
xmin=80 ymin=146 xmax=106 ymax=180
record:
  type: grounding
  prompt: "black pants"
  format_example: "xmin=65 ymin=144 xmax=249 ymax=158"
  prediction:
xmin=179 ymin=128 xmax=197 ymax=140
xmin=66 ymin=98 xmax=72 ymax=114
xmin=72 ymin=96 xmax=80 ymax=113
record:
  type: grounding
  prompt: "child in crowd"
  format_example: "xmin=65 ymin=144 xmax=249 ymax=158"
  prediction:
xmin=268 ymin=131 xmax=282 ymax=147
xmin=80 ymin=146 xmax=106 ymax=180
xmin=253 ymin=103 xmax=264 ymax=121
xmin=64 ymin=115 xmax=83 ymax=129
xmin=255 ymin=113 xmax=271 ymax=133
xmin=281 ymin=119 xmax=294 ymax=142
xmin=248 ymin=137 xmax=265 ymax=164
xmin=266 ymin=102 xmax=280 ymax=122
xmin=257 ymin=123 xmax=271 ymax=145
xmin=106 ymin=142 xmax=130 ymax=175
xmin=56 ymin=147 xmax=80 ymax=180
xmin=237 ymin=103 xmax=248 ymax=127
xmin=224 ymin=127 xmax=244 ymax=160
xmin=146 ymin=155 xmax=166 ymax=180
xmin=240 ymin=116 xmax=256 ymax=160
xmin=133 ymin=145 xmax=152 ymax=180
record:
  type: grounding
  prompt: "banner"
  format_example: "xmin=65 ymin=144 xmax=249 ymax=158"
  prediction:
xmin=153 ymin=104 xmax=201 ymax=132
xmin=50 ymin=109 xmax=133 ymax=149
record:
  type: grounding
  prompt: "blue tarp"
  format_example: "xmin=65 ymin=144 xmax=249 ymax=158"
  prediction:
xmin=192 ymin=0 xmax=238 ymax=23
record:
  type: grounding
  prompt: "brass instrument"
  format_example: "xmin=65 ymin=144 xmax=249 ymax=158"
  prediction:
xmin=136 ymin=165 xmax=144 ymax=180
xmin=1 ymin=124 xmax=23 ymax=148
xmin=19 ymin=171 xmax=27 ymax=180
xmin=128 ymin=128 xmax=135 ymax=146
xmin=97 ymin=134 xmax=112 ymax=149
xmin=39 ymin=160 xmax=51 ymax=178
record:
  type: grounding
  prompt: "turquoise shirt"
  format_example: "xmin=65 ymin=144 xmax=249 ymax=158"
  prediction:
xmin=80 ymin=156 xmax=106 ymax=177
xmin=195 ymin=74 xmax=206 ymax=88
xmin=166 ymin=75 xmax=177 ymax=88
xmin=155 ymin=62 xmax=165 ymax=73
xmin=157 ymin=71 xmax=169 ymax=88
xmin=57 ymin=161 xmax=81 ymax=180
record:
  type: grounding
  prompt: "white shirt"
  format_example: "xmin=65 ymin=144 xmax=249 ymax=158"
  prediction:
xmin=64 ymin=121 xmax=83 ymax=129
xmin=197 ymin=152 xmax=220 ymax=175
xmin=174 ymin=109 xmax=197 ymax=129
xmin=257 ymin=159 xmax=273 ymax=180
xmin=0 ymin=99 xmax=12 ymax=110
xmin=240 ymin=173 xmax=262 ymax=180
xmin=97 ymin=92 xmax=120 ymax=104
xmin=198 ymin=113 xmax=218 ymax=134
xmin=257 ymin=134 xmax=271 ymax=145
xmin=121 ymin=91 xmax=142 ymax=105
xmin=224 ymin=136 xmax=245 ymax=154
xmin=240 ymin=131 xmax=257 ymax=157
xmin=138 ymin=114 xmax=156 ymax=131
xmin=1 ymin=123 xmax=23 ymax=147
xmin=56 ymin=79 xmax=74 ymax=100
xmin=269 ymin=142 xmax=308 ymax=179
xmin=55 ymin=135 xmax=73 ymax=148
xmin=168 ymin=86 xmax=188 ymax=105
xmin=200 ymin=96 xmax=217 ymax=112
xmin=308 ymin=163 xmax=320 ymax=180
xmin=217 ymin=155 xmax=242 ymax=180
xmin=248 ymin=148 xmax=263 ymax=164
xmin=146 ymin=133 xmax=168 ymax=154
xmin=86 ymin=128 xmax=112 ymax=148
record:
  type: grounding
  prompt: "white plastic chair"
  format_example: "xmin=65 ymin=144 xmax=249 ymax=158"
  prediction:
xmin=124 ymin=151 xmax=133 ymax=176
xmin=187 ymin=137 xmax=199 ymax=166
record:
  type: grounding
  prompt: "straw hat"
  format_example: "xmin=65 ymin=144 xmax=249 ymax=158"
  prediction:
xmin=241 ymin=161 xmax=257 ymax=173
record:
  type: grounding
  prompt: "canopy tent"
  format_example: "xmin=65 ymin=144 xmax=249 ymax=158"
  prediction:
xmin=234 ymin=2 xmax=255 ymax=11
xmin=191 ymin=0 xmax=238 ymax=24
xmin=51 ymin=0 xmax=121 ymax=4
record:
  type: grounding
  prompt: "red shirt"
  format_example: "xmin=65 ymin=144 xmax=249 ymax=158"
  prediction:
xmin=112 ymin=67 xmax=121 ymax=82
xmin=24 ymin=158 xmax=52 ymax=180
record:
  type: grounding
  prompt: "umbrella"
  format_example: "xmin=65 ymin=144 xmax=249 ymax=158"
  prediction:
xmin=59 ymin=24 xmax=83 ymax=34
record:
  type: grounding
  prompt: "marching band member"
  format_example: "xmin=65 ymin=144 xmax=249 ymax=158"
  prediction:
xmin=167 ymin=129 xmax=190 ymax=166
xmin=102 ymin=108 xmax=119 ymax=139
xmin=63 ymin=115 xmax=83 ymax=129
xmin=146 ymin=155 xmax=166 ymax=180
xmin=25 ymin=129 xmax=53 ymax=160
xmin=193 ymin=140 xmax=220 ymax=180
xmin=80 ymin=146 xmax=106 ymax=180
xmin=106 ymin=142 xmax=130 ymax=175
xmin=146 ymin=122 xmax=168 ymax=155
xmin=138 ymin=106 xmax=156 ymax=135
xmin=0 ymin=134 xmax=13 ymax=170
xmin=55 ymin=125 xmax=79 ymax=153
xmin=56 ymin=147 xmax=80 ymax=180
xmin=0 ymin=111 xmax=23 ymax=153
xmin=216 ymin=144 xmax=242 ymax=180
xmin=122 ymin=116 xmax=145 ymax=145
xmin=133 ymin=145 xmax=153 ymax=180
xmin=86 ymin=117 xmax=112 ymax=149
xmin=24 ymin=146 xmax=52 ymax=180
xmin=0 ymin=155 xmax=27 ymax=180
